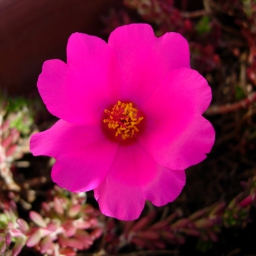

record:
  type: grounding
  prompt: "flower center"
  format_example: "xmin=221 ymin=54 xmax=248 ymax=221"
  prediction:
xmin=103 ymin=101 xmax=144 ymax=140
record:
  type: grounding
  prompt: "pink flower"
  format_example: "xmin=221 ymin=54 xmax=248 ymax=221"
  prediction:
xmin=30 ymin=24 xmax=215 ymax=220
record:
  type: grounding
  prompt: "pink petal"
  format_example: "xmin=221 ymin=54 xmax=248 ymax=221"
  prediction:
xmin=144 ymin=169 xmax=186 ymax=207
xmin=138 ymin=68 xmax=215 ymax=170
xmin=30 ymin=120 xmax=118 ymax=192
xmin=37 ymin=33 xmax=121 ymax=125
xmin=29 ymin=211 xmax=46 ymax=227
xmin=94 ymin=177 xmax=145 ymax=221
xmin=94 ymin=143 xmax=185 ymax=220
xmin=108 ymin=24 xmax=190 ymax=105
xmin=31 ymin=120 xmax=106 ymax=158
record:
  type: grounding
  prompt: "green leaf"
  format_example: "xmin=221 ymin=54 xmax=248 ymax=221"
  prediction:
xmin=195 ymin=16 xmax=211 ymax=35
xmin=235 ymin=86 xmax=246 ymax=100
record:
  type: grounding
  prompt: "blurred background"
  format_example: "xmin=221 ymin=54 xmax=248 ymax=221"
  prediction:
xmin=1 ymin=0 xmax=256 ymax=255
xmin=0 ymin=0 xmax=121 ymax=94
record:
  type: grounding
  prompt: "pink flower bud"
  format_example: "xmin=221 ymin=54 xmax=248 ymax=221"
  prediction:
xmin=29 ymin=211 xmax=46 ymax=227
xmin=239 ymin=194 xmax=255 ymax=208
xmin=91 ymin=228 xmax=103 ymax=240
xmin=62 ymin=222 xmax=76 ymax=237
xmin=60 ymin=237 xmax=84 ymax=250
xmin=89 ymin=218 xmax=98 ymax=228
xmin=8 ymin=228 xmax=22 ymax=238
xmin=17 ymin=218 xmax=29 ymax=233
xmin=40 ymin=235 xmax=53 ymax=253
xmin=54 ymin=197 xmax=64 ymax=215
xmin=26 ymin=229 xmax=41 ymax=247
xmin=73 ymin=219 xmax=91 ymax=229
xmin=6 ymin=145 xmax=17 ymax=157
xmin=1 ymin=120 xmax=10 ymax=133
xmin=2 ymin=134 xmax=13 ymax=149
xmin=10 ymin=200 xmax=18 ymax=212
xmin=68 ymin=205 xmax=81 ymax=218
xmin=47 ymin=222 xmax=59 ymax=232
xmin=40 ymin=228 xmax=53 ymax=237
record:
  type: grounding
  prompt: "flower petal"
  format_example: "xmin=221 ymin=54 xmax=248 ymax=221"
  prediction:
xmin=138 ymin=68 xmax=215 ymax=170
xmin=144 ymin=169 xmax=186 ymax=207
xmin=94 ymin=143 xmax=185 ymax=220
xmin=108 ymin=23 xmax=190 ymax=105
xmin=51 ymin=148 xmax=113 ymax=192
xmin=94 ymin=180 xmax=145 ymax=221
xmin=37 ymin=33 xmax=121 ymax=125
xmin=31 ymin=120 xmax=101 ymax=158
xmin=30 ymin=120 xmax=118 ymax=192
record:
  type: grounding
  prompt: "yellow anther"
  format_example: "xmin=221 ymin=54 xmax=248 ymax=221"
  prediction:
xmin=103 ymin=101 xmax=144 ymax=140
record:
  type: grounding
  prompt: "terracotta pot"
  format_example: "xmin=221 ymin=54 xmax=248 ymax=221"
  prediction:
xmin=0 ymin=0 xmax=120 ymax=95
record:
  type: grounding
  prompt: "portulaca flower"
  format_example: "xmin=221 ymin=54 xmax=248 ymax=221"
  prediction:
xmin=30 ymin=24 xmax=215 ymax=220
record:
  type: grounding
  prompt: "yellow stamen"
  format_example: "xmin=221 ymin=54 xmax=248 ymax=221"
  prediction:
xmin=103 ymin=101 xmax=144 ymax=140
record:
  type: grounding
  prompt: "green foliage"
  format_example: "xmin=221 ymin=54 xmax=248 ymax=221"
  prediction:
xmin=195 ymin=16 xmax=211 ymax=35
xmin=235 ymin=86 xmax=246 ymax=100
xmin=6 ymin=97 xmax=34 ymax=135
